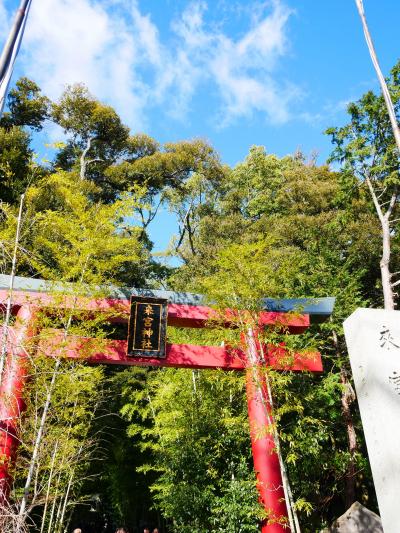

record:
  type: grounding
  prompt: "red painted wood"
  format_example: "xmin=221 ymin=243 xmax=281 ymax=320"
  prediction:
xmin=36 ymin=331 xmax=323 ymax=372
xmin=0 ymin=312 xmax=321 ymax=533
xmin=245 ymin=330 xmax=290 ymax=532
xmin=0 ymin=289 xmax=310 ymax=332
xmin=0 ymin=306 xmax=36 ymax=503
xmin=0 ymin=291 xmax=319 ymax=533
xmin=246 ymin=366 xmax=289 ymax=532
xmin=167 ymin=305 xmax=309 ymax=333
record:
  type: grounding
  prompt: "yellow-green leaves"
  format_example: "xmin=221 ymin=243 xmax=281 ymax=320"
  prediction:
xmin=23 ymin=172 xmax=143 ymax=285
xmin=197 ymin=237 xmax=306 ymax=309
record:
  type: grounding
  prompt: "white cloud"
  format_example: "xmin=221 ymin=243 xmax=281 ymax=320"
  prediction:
xmin=173 ymin=0 xmax=298 ymax=124
xmin=130 ymin=3 xmax=162 ymax=67
xmin=21 ymin=0 xmax=148 ymax=127
xmin=6 ymin=0 xmax=297 ymax=129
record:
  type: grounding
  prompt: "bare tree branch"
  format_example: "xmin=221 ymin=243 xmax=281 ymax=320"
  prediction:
xmin=355 ymin=0 xmax=400 ymax=152
xmin=79 ymin=137 xmax=92 ymax=181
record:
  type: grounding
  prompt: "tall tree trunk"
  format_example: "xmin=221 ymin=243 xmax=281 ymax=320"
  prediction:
xmin=355 ymin=0 xmax=400 ymax=151
xmin=79 ymin=137 xmax=91 ymax=181
xmin=355 ymin=0 xmax=400 ymax=309
xmin=340 ymin=370 xmax=357 ymax=508
xmin=56 ymin=443 xmax=84 ymax=532
xmin=365 ymin=177 xmax=397 ymax=309
xmin=332 ymin=329 xmax=357 ymax=508
xmin=46 ymin=462 xmax=65 ymax=533
xmin=39 ymin=441 xmax=59 ymax=533
xmin=381 ymin=216 xmax=395 ymax=310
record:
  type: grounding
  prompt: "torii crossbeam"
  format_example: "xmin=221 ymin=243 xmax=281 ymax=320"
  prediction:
xmin=0 ymin=275 xmax=334 ymax=532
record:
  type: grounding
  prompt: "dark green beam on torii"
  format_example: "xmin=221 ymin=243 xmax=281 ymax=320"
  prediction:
xmin=0 ymin=275 xmax=334 ymax=532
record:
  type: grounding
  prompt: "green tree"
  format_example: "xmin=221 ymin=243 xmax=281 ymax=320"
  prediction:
xmin=0 ymin=78 xmax=49 ymax=206
xmin=119 ymin=365 xmax=263 ymax=533
xmin=326 ymin=60 xmax=400 ymax=309
xmin=0 ymin=126 xmax=35 ymax=205
xmin=0 ymin=169 xmax=147 ymax=531
xmin=52 ymin=84 xmax=130 ymax=188
xmin=0 ymin=77 xmax=50 ymax=132
xmin=106 ymin=138 xmax=224 ymax=237
xmin=166 ymin=147 xmax=379 ymax=529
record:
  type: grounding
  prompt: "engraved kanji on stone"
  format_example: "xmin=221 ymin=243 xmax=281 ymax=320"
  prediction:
xmin=389 ymin=371 xmax=400 ymax=395
xmin=379 ymin=325 xmax=400 ymax=350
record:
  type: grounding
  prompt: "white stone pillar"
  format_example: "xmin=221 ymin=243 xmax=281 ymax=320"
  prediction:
xmin=344 ymin=308 xmax=400 ymax=533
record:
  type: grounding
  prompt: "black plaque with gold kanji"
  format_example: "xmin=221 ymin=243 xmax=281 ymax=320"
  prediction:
xmin=127 ymin=296 xmax=168 ymax=357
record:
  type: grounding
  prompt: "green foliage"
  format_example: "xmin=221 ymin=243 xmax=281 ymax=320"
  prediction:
xmin=106 ymin=138 xmax=224 ymax=237
xmin=119 ymin=367 xmax=264 ymax=532
xmin=25 ymin=172 xmax=143 ymax=284
xmin=0 ymin=126 xmax=35 ymax=204
xmin=325 ymin=60 xmax=400 ymax=189
xmin=196 ymin=237 xmax=306 ymax=309
xmin=167 ymin=146 xmax=378 ymax=529
xmin=325 ymin=60 xmax=400 ymax=309
xmin=210 ymin=460 xmax=263 ymax=533
xmin=1 ymin=77 xmax=50 ymax=131
xmin=0 ymin=77 xmax=50 ymax=207
xmin=0 ymin=75 xmax=386 ymax=531
xmin=13 ymin=359 xmax=104 ymax=529
xmin=52 ymin=84 xmax=129 ymax=151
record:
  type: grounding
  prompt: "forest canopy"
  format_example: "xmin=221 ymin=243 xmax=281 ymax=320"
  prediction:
xmin=0 ymin=71 xmax=398 ymax=532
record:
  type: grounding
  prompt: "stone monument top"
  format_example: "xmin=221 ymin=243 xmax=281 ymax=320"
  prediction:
xmin=323 ymin=501 xmax=382 ymax=532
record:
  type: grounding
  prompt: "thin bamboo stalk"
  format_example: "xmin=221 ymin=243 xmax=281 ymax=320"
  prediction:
xmin=0 ymin=194 xmax=24 ymax=384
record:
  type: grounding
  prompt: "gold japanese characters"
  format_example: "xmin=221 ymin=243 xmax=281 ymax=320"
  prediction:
xmin=127 ymin=296 xmax=168 ymax=357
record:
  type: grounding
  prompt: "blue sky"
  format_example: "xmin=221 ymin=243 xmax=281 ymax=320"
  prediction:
xmin=1 ymin=0 xmax=400 ymax=251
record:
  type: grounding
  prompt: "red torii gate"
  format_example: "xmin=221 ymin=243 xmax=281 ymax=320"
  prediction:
xmin=0 ymin=275 xmax=334 ymax=532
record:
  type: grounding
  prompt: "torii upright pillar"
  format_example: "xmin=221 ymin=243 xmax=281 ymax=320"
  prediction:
xmin=0 ymin=305 xmax=36 ymax=501
xmin=245 ymin=329 xmax=289 ymax=532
